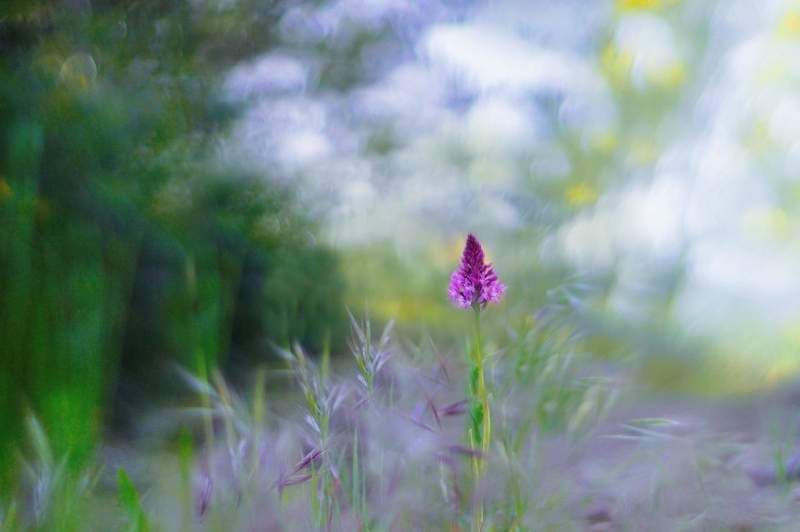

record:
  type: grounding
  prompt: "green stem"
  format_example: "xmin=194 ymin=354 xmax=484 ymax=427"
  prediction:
xmin=472 ymin=307 xmax=490 ymax=531
xmin=473 ymin=308 xmax=490 ymax=462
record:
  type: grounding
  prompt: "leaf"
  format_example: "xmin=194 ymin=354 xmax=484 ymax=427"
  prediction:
xmin=118 ymin=468 xmax=151 ymax=532
xmin=627 ymin=418 xmax=679 ymax=426
xmin=25 ymin=414 xmax=53 ymax=471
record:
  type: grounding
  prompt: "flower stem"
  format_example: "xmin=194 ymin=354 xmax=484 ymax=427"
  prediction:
xmin=471 ymin=307 xmax=490 ymax=530
xmin=473 ymin=308 xmax=490 ymax=462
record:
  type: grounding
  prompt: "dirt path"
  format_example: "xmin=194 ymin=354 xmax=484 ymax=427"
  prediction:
xmin=558 ymin=387 xmax=800 ymax=531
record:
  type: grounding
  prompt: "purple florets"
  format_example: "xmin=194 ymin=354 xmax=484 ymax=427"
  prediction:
xmin=448 ymin=233 xmax=505 ymax=311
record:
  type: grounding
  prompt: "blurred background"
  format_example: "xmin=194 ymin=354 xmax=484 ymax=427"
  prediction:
xmin=2 ymin=0 xmax=800 ymax=496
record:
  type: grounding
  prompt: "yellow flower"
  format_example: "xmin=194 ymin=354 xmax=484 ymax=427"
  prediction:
xmin=776 ymin=10 xmax=800 ymax=38
xmin=566 ymin=184 xmax=598 ymax=207
xmin=616 ymin=0 xmax=661 ymax=11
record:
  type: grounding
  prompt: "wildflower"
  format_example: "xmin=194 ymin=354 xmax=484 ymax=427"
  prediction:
xmin=448 ymin=233 xmax=505 ymax=311
xmin=448 ymin=233 xmax=505 ymax=529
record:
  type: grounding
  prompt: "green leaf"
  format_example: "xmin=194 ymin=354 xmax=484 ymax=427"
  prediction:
xmin=627 ymin=418 xmax=678 ymax=426
xmin=118 ymin=468 xmax=151 ymax=532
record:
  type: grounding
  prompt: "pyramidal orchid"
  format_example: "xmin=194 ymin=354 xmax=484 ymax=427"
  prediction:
xmin=448 ymin=233 xmax=505 ymax=311
xmin=448 ymin=233 xmax=505 ymax=530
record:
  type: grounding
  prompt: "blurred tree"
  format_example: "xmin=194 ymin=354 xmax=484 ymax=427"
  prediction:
xmin=0 ymin=0 xmax=346 ymax=488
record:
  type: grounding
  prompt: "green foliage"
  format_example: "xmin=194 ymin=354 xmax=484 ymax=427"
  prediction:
xmin=499 ymin=320 xmax=614 ymax=439
xmin=0 ymin=0 xmax=346 ymax=492
xmin=467 ymin=360 xmax=483 ymax=447
xmin=118 ymin=469 xmax=151 ymax=532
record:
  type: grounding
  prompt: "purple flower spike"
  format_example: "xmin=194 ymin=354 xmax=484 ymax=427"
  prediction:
xmin=448 ymin=234 xmax=506 ymax=311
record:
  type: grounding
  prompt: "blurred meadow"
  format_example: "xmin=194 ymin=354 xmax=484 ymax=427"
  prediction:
xmin=5 ymin=0 xmax=800 ymax=530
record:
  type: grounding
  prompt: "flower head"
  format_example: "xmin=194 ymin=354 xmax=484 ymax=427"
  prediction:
xmin=448 ymin=234 xmax=505 ymax=310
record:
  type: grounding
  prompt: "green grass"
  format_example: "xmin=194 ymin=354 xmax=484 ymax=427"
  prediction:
xmin=0 ymin=307 xmax=598 ymax=530
xmin=4 ymin=307 xmax=800 ymax=531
